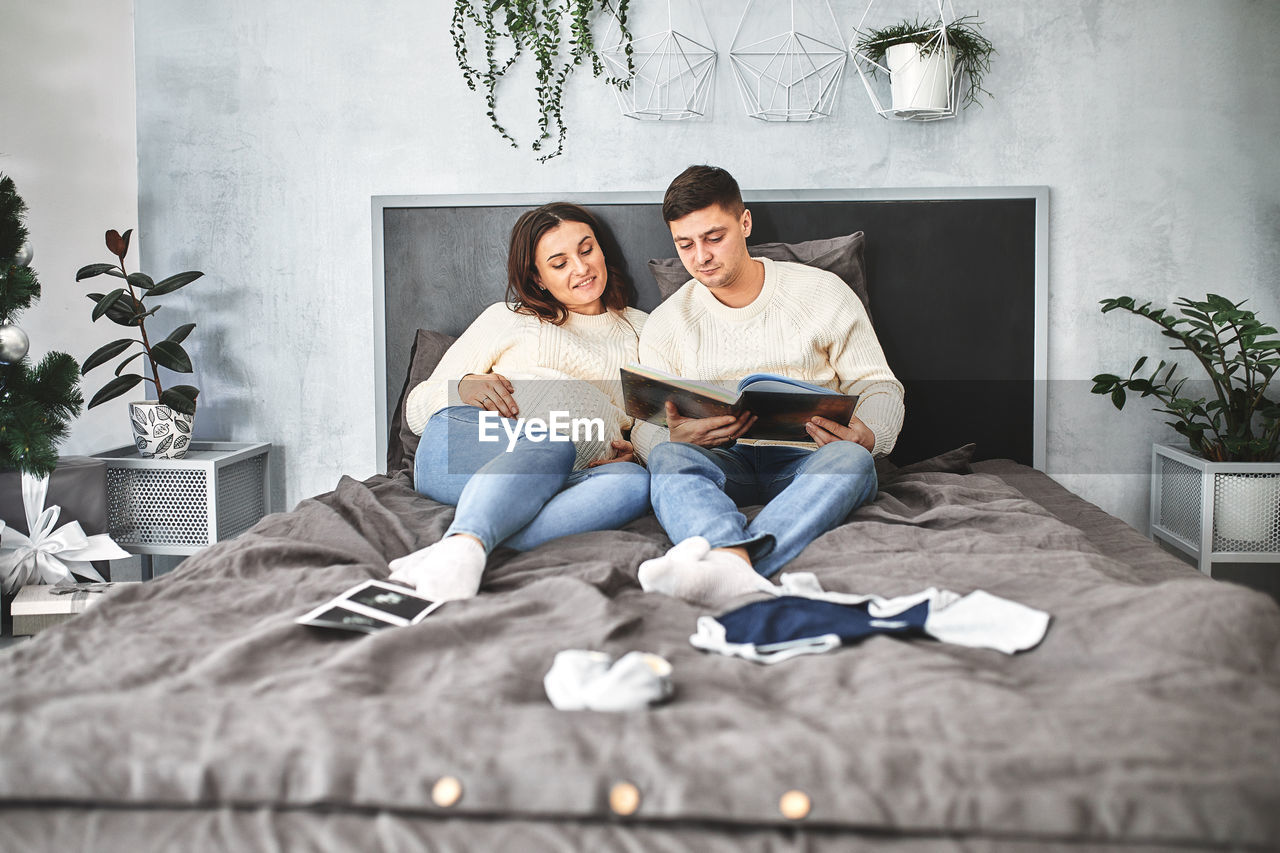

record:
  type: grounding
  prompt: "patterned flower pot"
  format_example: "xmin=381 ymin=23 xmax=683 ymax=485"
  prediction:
xmin=129 ymin=401 xmax=194 ymax=459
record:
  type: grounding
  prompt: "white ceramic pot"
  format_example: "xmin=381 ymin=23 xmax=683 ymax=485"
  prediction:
xmin=886 ymin=41 xmax=954 ymax=114
xmin=129 ymin=401 xmax=194 ymax=459
xmin=1214 ymin=474 xmax=1280 ymax=543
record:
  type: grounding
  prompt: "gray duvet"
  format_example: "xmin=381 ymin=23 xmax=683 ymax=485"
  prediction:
xmin=1 ymin=462 xmax=1278 ymax=852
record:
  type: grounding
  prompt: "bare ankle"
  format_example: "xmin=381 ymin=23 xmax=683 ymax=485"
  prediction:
xmin=713 ymin=546 xmax=752 ymax=567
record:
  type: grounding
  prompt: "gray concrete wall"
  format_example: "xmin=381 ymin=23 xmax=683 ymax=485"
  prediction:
xmin=0 ymin=0 xmax=139 ymax=459
xmin=132 ymin=0 xmax=1280 ymax=529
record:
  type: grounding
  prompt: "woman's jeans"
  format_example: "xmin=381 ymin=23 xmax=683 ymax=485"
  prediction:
xmin=646 ymin=440 xmax=877 ymax=578
xmin=414 ymin=407 xmax=650 ymax=553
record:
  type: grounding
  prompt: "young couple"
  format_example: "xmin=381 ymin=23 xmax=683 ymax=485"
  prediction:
xmin=392 ymin=166 xmax=904 ymax=607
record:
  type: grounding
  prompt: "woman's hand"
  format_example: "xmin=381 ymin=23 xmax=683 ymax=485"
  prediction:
xmin=587 ymin=439 xmax=637 ymax=467
xmin=458 ymin=372 xmax=518 ymax=417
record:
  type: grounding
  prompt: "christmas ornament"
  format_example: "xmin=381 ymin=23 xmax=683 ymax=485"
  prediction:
xmin=13 ymin=240 xmax=33 ymax=267
xmin=1 ymin=472 xmax=129 ymax=594
xmin=0 ymin=322 xmax=30 ymax=363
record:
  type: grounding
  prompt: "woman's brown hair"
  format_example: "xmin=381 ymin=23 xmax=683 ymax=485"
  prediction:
xmin=506 ymin=202 xmax=633 ymax=325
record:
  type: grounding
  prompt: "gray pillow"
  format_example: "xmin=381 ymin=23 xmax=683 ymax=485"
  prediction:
xmin=387 ymin=329 xmax=457 ymax=474
xmin=647 ymin=231 xmax=870 ymax=316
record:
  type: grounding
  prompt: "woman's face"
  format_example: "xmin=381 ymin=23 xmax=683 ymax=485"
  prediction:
xmin=532 ymin=220 xmax=608 ymax=315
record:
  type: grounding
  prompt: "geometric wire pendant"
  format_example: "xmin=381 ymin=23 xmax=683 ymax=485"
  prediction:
xmin=601 ymin=1 xmax=717 ymax=121
xmin=729 ymin=0 xmax=847 ymax=121
xmin=850 ymin=0 xmax=962 ymax=121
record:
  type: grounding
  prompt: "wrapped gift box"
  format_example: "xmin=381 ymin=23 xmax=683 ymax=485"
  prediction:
xmin=0 ymin=456 xmax=112 ymax=587
xmin=10 ymin=582 xmax=137 ymax=636
xmin=0 ymin=456 xmax=109 ymax=537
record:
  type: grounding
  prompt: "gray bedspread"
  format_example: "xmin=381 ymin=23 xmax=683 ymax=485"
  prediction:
xmin=1 ymin=464 xmax=1278 ymax=852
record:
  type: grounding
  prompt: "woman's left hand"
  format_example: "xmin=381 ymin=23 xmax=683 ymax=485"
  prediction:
xmin=587 ymin=439 xmax=636 ymax=467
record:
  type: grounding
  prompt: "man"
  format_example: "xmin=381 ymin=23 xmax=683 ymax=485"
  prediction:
xmin=633 ymin=165 xmax=904 ymax=607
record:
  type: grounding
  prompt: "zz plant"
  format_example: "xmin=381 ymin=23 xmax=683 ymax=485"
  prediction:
xmin=451 ymin=0 xmax=632 ymax=162
xmin=77 ymin=229 xmax=202 ymax=416
xmin=1091 ymin=294 xmax=1280 ymax=462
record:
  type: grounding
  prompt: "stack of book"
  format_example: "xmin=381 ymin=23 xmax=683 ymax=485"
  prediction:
xmin=10 ymin=582 xmax=137 ymax=636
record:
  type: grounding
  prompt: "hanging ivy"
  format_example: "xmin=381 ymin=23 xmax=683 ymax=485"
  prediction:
xmin=451 ymin=0 xmax=633 ymax=162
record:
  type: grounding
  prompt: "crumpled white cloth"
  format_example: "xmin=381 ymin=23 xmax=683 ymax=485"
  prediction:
xmin=543 ymin=650 xmax=675 ymax=712
xmin=0 ymin=471 xmax=129 ymax=595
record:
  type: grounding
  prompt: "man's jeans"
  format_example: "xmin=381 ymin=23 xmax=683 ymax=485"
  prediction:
xmin=415 ymin=407 xmax=651 ymax=553
xmin=647 ymin=440 xmax=877 ymax=578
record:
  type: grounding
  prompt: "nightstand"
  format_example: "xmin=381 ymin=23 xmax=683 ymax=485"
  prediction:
xmin=92 ymin=441 xmax=272 ymax=580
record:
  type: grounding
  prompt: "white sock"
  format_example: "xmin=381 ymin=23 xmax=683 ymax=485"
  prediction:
xmin=638 ymin=537 xmax=774 ymax=608
xmin=387 ymin=535 xmax=487 ymax=601
xmin=543 ymin=650 xmax=674 ymax=712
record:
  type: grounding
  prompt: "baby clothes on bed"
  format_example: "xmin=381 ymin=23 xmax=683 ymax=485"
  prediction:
xmin=690 ymin=573 xmax=1050 ymax=664
xmin=543 ymin=649 xmax=675 ymax=712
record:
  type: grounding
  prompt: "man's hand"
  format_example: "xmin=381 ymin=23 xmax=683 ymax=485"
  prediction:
xmin=458 ymin=372 xmax=518 ymax=417
xmin=666 ymin=401 xmax=756 ymax=447
xmin=806 ymin=414 xmax=875 ymax=452
xmin=587 ymin=439 xmax=637 ymax=467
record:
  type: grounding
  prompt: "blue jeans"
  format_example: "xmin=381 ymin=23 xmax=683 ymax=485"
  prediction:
xmin=414 ymin=407 xmax=650 ymax=553
xmin=647 ymin=440 xmax=877 ymax=578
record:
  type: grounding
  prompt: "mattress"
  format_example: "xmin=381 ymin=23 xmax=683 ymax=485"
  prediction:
xmin=1 ymin=459 xmax=1277 ymax=852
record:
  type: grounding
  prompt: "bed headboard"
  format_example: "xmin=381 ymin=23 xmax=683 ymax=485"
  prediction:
xmin=372 ymin=188 xmax=1048 ymax=470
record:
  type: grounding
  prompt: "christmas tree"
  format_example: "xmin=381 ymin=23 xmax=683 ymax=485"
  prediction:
xmin=0 ymin=175 xmax=83 ymax=477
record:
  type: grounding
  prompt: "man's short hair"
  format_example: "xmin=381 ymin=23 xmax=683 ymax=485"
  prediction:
xmin=662 ymin=165 xmax=745 ymax=223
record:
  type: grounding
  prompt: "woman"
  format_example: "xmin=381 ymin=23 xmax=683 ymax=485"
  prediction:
xmin=390 ymin=203 xmax=649 ymax=601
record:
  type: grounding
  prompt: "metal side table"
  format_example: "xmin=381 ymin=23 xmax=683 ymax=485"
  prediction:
xmin=93 ymin=441 xmax=272 ymax=580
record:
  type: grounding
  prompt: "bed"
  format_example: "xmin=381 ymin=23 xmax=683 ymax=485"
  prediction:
xmin=1 ymin=190 xmax=1278 ymax=852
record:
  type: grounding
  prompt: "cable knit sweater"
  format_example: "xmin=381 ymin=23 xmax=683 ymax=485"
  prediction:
xmin=632 ymin=257 xmax=905 ymax=462
xmin=405 ymin=303 xmax=647 ymax=470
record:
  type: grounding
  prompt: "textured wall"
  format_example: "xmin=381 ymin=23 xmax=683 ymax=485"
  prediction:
xmin=132 ymin=0 xmax=1280 ymax=529
xmin=0 ymin=0 xmax=139 ymax=459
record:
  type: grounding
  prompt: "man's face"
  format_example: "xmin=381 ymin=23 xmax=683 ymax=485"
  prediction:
xmin=668 ymin=203 xmax=753 ymax=293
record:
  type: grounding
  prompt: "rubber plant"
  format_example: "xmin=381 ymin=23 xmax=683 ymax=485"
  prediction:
xmin=856 ymin=14 xmax=995 ymax=109
xmin=1091 ymin=294 xmax=1280 ymax=462
xmin=451 ymin=0 xmax=633 ymax=162
xmin=77 ymin=229 xmax=202 ymax=416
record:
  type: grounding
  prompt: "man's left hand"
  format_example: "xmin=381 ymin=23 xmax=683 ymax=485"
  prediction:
xmin=806 ymin=415 xmax=875 ymax=452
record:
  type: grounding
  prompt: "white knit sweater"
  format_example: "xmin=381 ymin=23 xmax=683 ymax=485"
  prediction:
xmin=405 ymin=303 xmax=647 ymax=470
xmin=632 ymin=257 xmax=904 ymax=461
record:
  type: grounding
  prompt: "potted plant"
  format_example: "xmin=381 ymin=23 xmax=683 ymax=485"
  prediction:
xmin=855 ymin=14 xmax=994 ymax=116
xmin=77 ymin=229 xmax=203 ymax=459
xmin=1092 ymin=294 xmax=1280 ymax=547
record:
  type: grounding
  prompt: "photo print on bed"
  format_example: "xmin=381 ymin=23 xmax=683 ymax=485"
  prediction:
xmin=295 ymin=579 xmax=443 ymax=634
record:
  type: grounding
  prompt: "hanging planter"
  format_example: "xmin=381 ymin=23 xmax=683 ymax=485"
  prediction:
xmin=851 ymin=2 xmax=994 ymax=121
xmin=599 ymin=0 xmax=717 ymax=121
xmin=729 ymin=0 xmax=848 ymax=122
xmin=451 ymin=0 xmax=634 ymax=161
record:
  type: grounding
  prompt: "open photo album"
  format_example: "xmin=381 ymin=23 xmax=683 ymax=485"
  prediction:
xmin=621 ymin=364 xmax=858 ymax=442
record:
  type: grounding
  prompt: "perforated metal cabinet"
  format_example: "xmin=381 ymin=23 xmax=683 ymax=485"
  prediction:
xmin=1150 ymin=443 xmax=1280 ymax=576
xmin=93 ymin=442 xmax=272 ymax=580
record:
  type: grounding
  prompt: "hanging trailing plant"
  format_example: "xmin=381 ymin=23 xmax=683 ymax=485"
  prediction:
xmin=451 ymin=0 xmax=633 ymax=162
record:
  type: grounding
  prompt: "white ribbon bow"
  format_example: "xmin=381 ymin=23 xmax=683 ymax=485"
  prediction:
xmin=1 ymin=472 xmax=130 ymax=595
